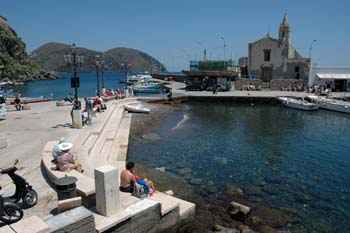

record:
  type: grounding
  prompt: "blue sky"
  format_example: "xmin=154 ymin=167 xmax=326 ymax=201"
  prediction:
xmin=2 ymin=0 xmax=350 ymax=71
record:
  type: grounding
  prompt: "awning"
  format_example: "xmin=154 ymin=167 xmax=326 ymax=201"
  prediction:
xmin=316 ymin=73 xmax=350 ymax=80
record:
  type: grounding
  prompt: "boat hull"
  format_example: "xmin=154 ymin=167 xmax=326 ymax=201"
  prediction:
xmin=278 ymin=97 xmax=319 ymax=111
xmin=308 ymin=96 xmax=350 ymax=113
xmin=124 ymin=104 xmax=150 ymax=114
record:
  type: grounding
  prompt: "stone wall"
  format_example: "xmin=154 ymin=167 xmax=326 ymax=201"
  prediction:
xmin=270 ymin=79 xmax=307 ymax=91
xmin=235 ymin=78 xmax=263 ymax=90
xmin=45 ymin=206 xmax=96 ymax=233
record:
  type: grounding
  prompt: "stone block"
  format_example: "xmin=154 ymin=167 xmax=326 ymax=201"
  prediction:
xmin=72 ymin=109 xmax=82 ymax=129
xmin=58 ymin=196 xmax=82 ymax=213
xmin=22 ymin=104 xmax=31 ymax=110
xmin=158 ymin=206 xmax=180 ymax=233
xmin=94 ymin=165 xmax=120 ymax=217
xmin=45 ymin=206 xmax=95 ymax=233
xmin=10 ymin=216 xmax=50 ymax=233
xmin=126 ymin=199 xmax=161 ymax=233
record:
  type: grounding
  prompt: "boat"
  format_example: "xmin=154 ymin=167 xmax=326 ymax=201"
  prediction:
xmin=132 ymin=85 xmax=163 ymax=93
xmin=278 ymin=97 xmax=319 ymax=111
xmin=308 ymin=95 xmax=350 ymax=113
xmin=124 ymin=104 xmax=150 ymax=114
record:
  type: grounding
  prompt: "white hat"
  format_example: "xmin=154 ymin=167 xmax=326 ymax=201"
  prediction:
xmin=58 ymin=142 xmax=73 ymax=151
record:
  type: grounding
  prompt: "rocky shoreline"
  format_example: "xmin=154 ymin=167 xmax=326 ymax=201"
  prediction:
xmin=0 ymin=71 xmax=58 ymax=84
xmin=128 ymin=102 xmax=310 ymax=233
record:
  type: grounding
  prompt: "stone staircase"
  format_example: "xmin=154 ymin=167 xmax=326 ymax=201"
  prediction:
xmin=40 ymin=97 xmax=195 ymax=233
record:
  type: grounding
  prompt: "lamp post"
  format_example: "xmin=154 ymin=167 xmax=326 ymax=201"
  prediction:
xmin=308 ymin=40 xmax=317 ymax=86
xmin=64 ymin=43 xmax=84 ymax=110
xmin=95 ymin=55 xmax=103 ymax=96
xmin=221 ymin=37 xmax=226 ymax=61
xmin=121 ymin=62 xmax=131 ymax=89
xmin=101 ymin=56 xmax=105 ymax=89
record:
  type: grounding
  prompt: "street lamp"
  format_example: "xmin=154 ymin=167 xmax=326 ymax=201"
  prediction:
xmin=308 ymin=40 xmax=317 ymax=86
xmin=64 ymin=43 xmax=84 ymax=110
xmin=221 ymin=37 xmax=226 ymax=61
xmin=121 ymin=62 xmax=131 ymax=89
xmin=309 ymin=39 xmax=317 ymax=59
xmin=95 ymin=55 xmax=103 ymax=96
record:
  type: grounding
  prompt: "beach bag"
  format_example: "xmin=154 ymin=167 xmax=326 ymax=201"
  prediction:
xmin=132 ymin=181 xmax=148 ymax=199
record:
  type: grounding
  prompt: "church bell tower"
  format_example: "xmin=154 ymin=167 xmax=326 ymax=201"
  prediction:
xmin=278 ymin=13 xmax=291 ymax=48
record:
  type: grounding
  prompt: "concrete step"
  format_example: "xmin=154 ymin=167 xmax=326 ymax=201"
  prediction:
xmin=108 ymin=113 xmax=132 ymax=164
xmin=150 ymin=192 xmax=180 ymax=216
xmin=93 ymin=210 xmax=131 ymax=233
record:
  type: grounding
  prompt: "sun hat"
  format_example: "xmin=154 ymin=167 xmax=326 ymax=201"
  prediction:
xmin=58 ymin=142 xmax=73 ymax=151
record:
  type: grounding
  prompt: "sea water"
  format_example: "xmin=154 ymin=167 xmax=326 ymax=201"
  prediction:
xmin=129 ymin=102 xmax=350 ymax=232
xmin=15 ymin=72 xmax=156 ymax=100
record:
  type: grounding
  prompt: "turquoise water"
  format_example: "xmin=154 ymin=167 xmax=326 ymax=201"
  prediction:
xmin=129 ymin=102 xmax=350 ymax=232
xmin=15 ymin=72 xmax=158 ymax=100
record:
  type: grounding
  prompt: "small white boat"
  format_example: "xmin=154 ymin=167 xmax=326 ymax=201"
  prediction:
xmin=278 ymin=97 xmax=319 ymax=111
xmin=124 ymin=104 xmax=150 ymax=114
xmin=308 ymin=95 xmax=350 ymax=113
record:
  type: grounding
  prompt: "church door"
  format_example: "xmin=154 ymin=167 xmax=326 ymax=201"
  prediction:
xmin=261 ymin=67 xmax=272 ymax=82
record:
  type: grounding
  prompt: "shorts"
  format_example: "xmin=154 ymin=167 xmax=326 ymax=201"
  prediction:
xmin=119 ymin=185 xmax=134 ymax=193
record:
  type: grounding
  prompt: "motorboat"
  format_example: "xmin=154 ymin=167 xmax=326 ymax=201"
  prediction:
xmin=278 ymin=97 xmax=319 ymax=111
xmin=124 ymin=104 xmax=150 ymax=114
xmin=308 ymin=95 xmax=350 ymax=113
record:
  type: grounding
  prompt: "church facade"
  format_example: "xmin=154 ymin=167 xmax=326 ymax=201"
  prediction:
xmin=248 ymin=13 xmax=310 ymax=83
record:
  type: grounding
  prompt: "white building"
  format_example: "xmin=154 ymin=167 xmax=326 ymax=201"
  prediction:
xmin=310 ymin=66 xmax=350 ymax=92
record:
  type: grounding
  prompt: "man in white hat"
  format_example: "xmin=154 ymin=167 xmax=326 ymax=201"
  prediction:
xmin=56 ymin=142 xmax=83 ymax=173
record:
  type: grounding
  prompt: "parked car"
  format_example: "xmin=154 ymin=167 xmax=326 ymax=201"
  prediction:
xmin=0 ymin=95 xmax=7 ymax=119
xmin=206 ymin=84 xmax=227 ymax=92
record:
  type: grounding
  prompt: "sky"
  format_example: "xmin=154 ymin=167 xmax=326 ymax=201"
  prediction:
xmin=2 ymin=0 xmax=350 ymax=71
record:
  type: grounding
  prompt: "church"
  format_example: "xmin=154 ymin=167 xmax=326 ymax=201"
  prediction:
xmin=248 ymin=13 xmax=310 ymax=84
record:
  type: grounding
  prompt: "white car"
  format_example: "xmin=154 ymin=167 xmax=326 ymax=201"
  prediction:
xmin=0 ymin=95 xmax=7 ymax=119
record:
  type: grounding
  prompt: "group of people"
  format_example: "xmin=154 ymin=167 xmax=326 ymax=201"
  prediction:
xmin=103 ymin=88 xmax=124 ymax=99
xmin=52 ymin=140 xmax=155 ymax=196
xmin=82 ymin=96 xmax=107 ymax=126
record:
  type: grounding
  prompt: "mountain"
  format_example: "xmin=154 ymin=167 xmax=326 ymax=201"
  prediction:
xmin=31 ymin=42 xmax=166 ymax=73
xmin=0 ymin=16 xmax=55 ymax=82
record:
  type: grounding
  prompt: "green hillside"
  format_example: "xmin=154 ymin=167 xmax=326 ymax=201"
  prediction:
xmin=31 ymin=42 xmax=166 ymax=73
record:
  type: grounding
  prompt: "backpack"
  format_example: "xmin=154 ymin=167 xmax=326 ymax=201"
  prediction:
xmin=132 ymin=181 xmax=148 ymax=199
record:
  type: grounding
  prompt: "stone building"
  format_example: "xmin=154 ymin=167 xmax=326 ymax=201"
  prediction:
xmin=248 ymin=13 xmax=310 ymax=84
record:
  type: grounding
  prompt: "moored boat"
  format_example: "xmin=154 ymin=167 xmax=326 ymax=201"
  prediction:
xmin=308 ymin=95 xmax=350 ymax=113
xmin=124 ymin=104 xmax=150 ymax=114
xmin=278 ymin=97 xmax=319 ymax=111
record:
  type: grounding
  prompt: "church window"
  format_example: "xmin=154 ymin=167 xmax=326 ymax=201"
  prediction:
xmin=282 ymin=32 xmax=286 ymax=41
xmin=264 ymin=50 xmax=271 ymax=61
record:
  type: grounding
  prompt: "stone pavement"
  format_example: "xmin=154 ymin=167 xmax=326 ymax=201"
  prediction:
xmin=0 ymin=100 xmax=116 ymax=219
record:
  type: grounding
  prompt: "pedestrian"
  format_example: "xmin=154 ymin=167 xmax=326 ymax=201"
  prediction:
xmin=14 ymin=96 xmax=21 ymax=111
xmin=84 ymin=97 xmax=93 ymax=125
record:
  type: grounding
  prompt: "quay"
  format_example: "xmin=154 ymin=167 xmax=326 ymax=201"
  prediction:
xmin=0 ymin=84 xmax=349 ymax=232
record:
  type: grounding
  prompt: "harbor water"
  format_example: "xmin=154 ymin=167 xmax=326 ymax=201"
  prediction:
xmin=129 ymin=102 xmax=350 ymax=232
xmin=14 ymin=72 xmax=161 ymax=100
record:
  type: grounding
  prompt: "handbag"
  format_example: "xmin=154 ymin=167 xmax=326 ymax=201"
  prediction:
xmin=132 ymin=181 xmax=148 ymax=199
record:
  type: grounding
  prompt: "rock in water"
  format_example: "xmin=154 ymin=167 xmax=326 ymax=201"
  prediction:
xmin=228 ymin=202 xmax=251 ymax=221
xmin=190 ymin=178 xmax=202 ymax=185
xmin=179 ymin=167 xmax=192 ymax=175
xmin=140 ymin=133 xmax=161 ymax=141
